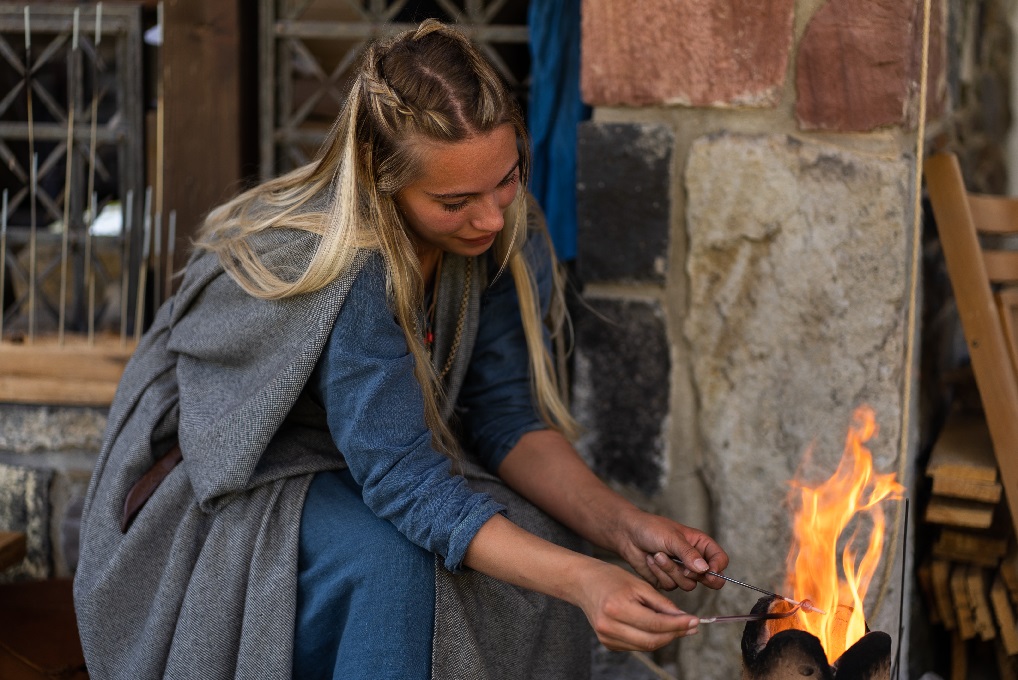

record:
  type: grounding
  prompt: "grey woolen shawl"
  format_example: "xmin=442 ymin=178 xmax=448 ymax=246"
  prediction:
xmin=74 ymin=222 xmax=589 ymax=679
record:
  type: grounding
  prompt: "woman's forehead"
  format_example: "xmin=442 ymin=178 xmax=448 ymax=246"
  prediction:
xmin=411 ymin=125 xmax=519 ymax=194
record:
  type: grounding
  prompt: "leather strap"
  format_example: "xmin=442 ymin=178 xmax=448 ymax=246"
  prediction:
xmin=120 ymin=444 xmax=183 ymax=533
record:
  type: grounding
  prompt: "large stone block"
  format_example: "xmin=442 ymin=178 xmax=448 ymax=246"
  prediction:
xmin=577 ymin=122 xmax=672 ymax=285
xmin=573 ymin=296 xmax=669 ymax=495
xmin=0 ymin=404 xmax=107 ymax=454
xmin=580 ymin=0 xmax=794 ymax=106
xmin=0 ymin=462 xmax=53 ymax=580
xmin=796 ymin=0 xmax=945 ymax=131
xmin=681 ymin=133 xmax=911 ymax=676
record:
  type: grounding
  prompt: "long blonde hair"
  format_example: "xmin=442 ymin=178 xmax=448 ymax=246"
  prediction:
xmin=196 ymin=20 xmax=578 ymax=451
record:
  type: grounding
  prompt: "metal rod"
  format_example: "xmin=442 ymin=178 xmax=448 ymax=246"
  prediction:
xmin=671 ymin=557 xmax=826 ymax=615
xmin=165 ymin=209 xmax=176 ymax=299
xmin=698 ymin=602 xmax=802 ymax=625
xmin=134 ymin=186 xmax=152 ymax=340
xmin=1 ymin=189 xmax=7 ymax=342
xmin=120 ymin=189 xmax=132 ymax=347
xmin=25 ymin=9 xmax=36 ymax=344
xmin=892 ymin=498 xmax=910 ymax=680
xmin=28 ymin=153 xmax=37 ymax=344
xmin=58 ymin=8 xmax=81 ymax=345
xmin=87 ymin=191 xmax=96 ymax=345
xmin=152 ymin=212 xmax=161 ymax=312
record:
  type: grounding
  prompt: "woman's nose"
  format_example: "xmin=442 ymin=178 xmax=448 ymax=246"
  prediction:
xmin=471 ymin=194 xmax=505 ymax=232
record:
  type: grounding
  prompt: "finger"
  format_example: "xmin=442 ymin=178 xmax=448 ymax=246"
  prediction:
xmin=595 ymin=602 xmax=700 ymax=651
xmin=597 ymin=620 xmax=699 ymax=652
xmin=648 ymin=552 xmax=696 ymax=591
xmin=644 ymin=554 xmax=679 ymax=591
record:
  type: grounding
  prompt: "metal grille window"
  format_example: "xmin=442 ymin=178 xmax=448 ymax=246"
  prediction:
xmin=258 ymin=0 xmax=530 ymax=179
xmin=0 ymin=4 xmax=144 ymax=340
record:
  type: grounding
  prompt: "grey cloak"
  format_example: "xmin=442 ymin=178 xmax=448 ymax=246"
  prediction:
xmin=73 ymin=222 xmax=589 ymax=679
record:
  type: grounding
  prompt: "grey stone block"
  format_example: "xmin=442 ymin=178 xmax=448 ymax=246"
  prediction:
xmin=0 ymin=404 xmax=107 ymax=454
xmin=577 ymin=122 xmax=673 ymax=284
xmin=573 ymin=297 xmax=669 ymax=495
xmin=0 ymin=462 xmax=53 ymax=580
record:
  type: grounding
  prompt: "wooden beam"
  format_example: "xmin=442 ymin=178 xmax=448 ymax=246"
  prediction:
xmin=952 ymin=564 xmax=977 ymax=640
xmin=162 ymin=0 xmax=247 ymax=285
xmin=0 ymin=531 xmax=25 ymax=571
xmin=991 ymin=576 xmax=1018 ymax=656
xmin=0 ymin=335 xmax=134 ymax=406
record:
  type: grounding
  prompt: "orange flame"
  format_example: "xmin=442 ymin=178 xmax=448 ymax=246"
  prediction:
xmin=781 ymin=405 xmax=904 ymax=664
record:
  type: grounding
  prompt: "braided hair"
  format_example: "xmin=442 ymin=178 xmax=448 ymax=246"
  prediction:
xmin=197 ymin=20 xmax=576 ymax=453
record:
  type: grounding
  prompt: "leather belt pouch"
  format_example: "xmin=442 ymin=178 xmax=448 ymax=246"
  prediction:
xmin=120 ymin=444 xmax=183 ymax=533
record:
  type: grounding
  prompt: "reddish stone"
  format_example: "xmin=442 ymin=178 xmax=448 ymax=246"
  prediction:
xmin=580 ymin=0 xmax=795 ymax=107
xmin=796 ymin=0 xmax=945 ymax=131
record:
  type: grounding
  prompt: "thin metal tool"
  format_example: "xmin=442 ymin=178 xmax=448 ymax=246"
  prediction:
xmin=698 ymin=602 xmax=803 ymax=625
xmin=671 ymin=557 xmax=826 ymax=615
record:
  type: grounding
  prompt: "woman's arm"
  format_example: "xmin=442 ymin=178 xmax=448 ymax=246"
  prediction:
xmin=463 ymin=511 xmax=701 ymax=651
xmin=497 ymin=429 xmax=729 ymax=592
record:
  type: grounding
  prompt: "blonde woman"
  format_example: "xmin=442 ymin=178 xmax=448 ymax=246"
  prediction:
xmin=74 ymin=20 xmax=728 ymax=680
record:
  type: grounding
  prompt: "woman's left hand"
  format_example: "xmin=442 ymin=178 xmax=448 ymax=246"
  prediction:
xmin=611 ymin=510 xmax=729 ymax=592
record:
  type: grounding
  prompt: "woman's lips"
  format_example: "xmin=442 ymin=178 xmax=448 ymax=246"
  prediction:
xmin=460 ymin=234 xmax=497 ymax=247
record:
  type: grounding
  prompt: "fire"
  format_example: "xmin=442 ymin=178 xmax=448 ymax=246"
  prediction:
xmin=781 ymin=405 xmax=904 ymax=664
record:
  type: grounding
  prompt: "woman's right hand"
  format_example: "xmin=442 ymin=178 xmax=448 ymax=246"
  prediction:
xmin=574 ymin=559 xmax=699 ymax=652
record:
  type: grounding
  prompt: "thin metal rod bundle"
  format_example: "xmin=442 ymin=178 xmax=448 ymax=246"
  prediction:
xmin=58 ymin=8 xmax=81 ymax=345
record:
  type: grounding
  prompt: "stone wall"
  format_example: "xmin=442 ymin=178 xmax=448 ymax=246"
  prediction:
xmin=574 ymin=0 xmax=948 ymax=677
xmin=0 ymin=405 xmax=105 ymax=581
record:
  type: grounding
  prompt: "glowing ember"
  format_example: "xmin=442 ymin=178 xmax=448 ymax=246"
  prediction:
xmin=781 ymin=405 xmax=905 ymax=664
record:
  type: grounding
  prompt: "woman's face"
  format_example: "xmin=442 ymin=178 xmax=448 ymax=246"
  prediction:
xmin=395 ymin=123 xmax=520 ymax=261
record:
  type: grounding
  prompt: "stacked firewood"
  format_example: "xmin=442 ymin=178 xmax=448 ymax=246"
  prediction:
xmin=918 ymin=407 xmax=1018 ymax=678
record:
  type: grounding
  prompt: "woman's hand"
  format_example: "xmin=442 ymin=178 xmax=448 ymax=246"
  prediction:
xmin=497 ymin=431 xmax=729 ymax=594
xmin=575 ymin=559 xmax=700 ymax=651
xmin=465 ymin=513 xmax=700 ymax=653
xmin=610 ymin=509 xmax=730 ymax=592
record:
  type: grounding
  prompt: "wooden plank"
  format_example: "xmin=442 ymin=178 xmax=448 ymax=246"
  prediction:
xmin=998 ymin=641 xmax=1018 ymax=679
xmin=951 ymin=631 xmax=967 ymax=680
xmin=999 ymin=287 xmax=1018 ymax=386
xmin=926 ymin=153 xmax=1018 ymax=544
xmin=0 ymin=531 xmax=25 ymax=571
xmin=931 ymin=475 xmax=1003 ymax=503
xmin=968 ymin=566 xmax=998 ymax=641
xmin=933 ymin=560 xmax=958 ymax=629
xmin=985 ymin=251 xmax=1018 ymax=285
xmin=927 ymin=409 xmax=999 ymax=483
xmin=1003 ymin=550 xmax=1018 ymax=605
xmin=969 ymin=193 xmax=1018 ymax=235
xmin=0 ymin=335 xmax=134 ymax=406
xmin=933 ymin=529 xmax=1008 ymax=567
xmin=952 ymin=565 xmax=977 ymax=640
xmin=918 ymin=560 xmax=942 ymax=625
xmin=925 ymin=496 xmax=997 ymax=529
xmin=992 ymin=576 xmax=1018 ymax=656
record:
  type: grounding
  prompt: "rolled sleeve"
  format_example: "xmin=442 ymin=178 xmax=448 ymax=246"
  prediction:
xmin=456 ymin=230 xmax=554 ymax=472
xmin=311 ymin=254 xmax=503 ymax=572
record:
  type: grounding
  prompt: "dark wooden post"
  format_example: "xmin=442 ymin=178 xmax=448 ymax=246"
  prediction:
xmin=161 ymin=0 xmax=248 ymax=285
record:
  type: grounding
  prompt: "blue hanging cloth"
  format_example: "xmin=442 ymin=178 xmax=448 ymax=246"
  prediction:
xmin=527 ymin=0 xmax=589 ymax=263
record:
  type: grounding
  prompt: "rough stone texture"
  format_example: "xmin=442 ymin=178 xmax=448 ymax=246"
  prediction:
xmin=580 ymin=0 xmax=795 ymax=107
xmin=577 ymin=122 xmax=672 ymax=285
xmin=0 ymin=404 xmax=107 ymax=454
xmin=796 ymin=0 xmax=946 ymax=131
xmin=573 ymin=296 xmax=669 ymax=495
xmin=680 ymin=133 xmax=911 ymax=677
xmin=0 ymin=405 xmax=104 ymax=579
xmin=0 ymin=462 xmax=53 ymax=580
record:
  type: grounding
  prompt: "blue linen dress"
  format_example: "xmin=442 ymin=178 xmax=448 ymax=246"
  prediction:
xmin=294 ymin=241 xmax=554 ymax=678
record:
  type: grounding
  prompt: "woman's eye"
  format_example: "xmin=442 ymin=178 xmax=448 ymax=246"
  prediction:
xmin=442 ymin=200 xmax=468 ymax=212
xmin=498 ymin=172 xmax=519 ymax=189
